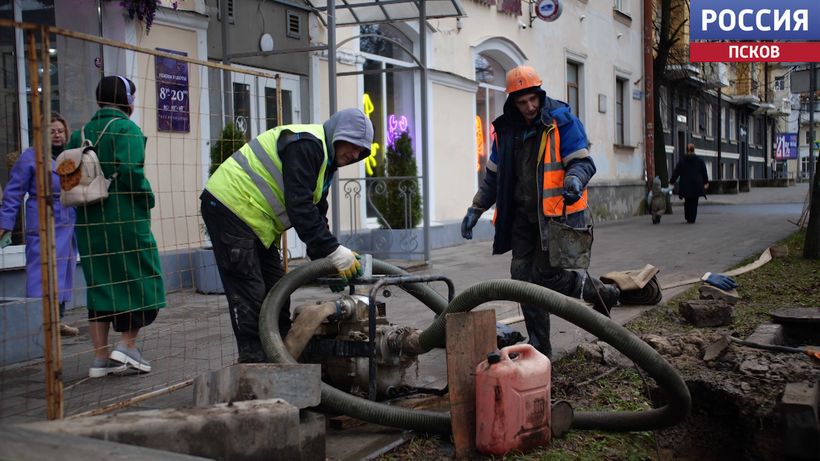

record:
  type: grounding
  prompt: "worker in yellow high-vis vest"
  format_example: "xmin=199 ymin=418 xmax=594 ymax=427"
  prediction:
xmin=201 ymin=108 xmax=374 ymax=363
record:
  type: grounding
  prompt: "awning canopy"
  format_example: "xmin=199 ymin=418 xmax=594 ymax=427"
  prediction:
xmin=303 ymin=0 xmax=466 ymax=26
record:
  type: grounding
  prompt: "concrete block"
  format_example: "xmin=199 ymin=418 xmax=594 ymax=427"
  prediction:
xmin=24 ymin=399 xmax=301 ymax=461
xmin=746 ymin=323 xmax=783 ymax=346
xmin=2 ymin=425 xmax=208 ymax=461
xmin=781 ymin=381 xmax=820 ymax=460
xmin=678 ymin=299 xmax=733 ymax=327
xmin=299 ymin=411 xmax=326 ymax=460
xmin=193 ymin=363 xmax=321 ymax=409
xmin=698 ymin=284 xmax=740 ymax=305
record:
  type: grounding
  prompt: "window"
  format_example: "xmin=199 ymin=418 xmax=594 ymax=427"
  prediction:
xmin=615 ymin=77 xmax=626 ymax=145
xmin=747 ymin=116 xmax=754 ymax=145
xmin=360 ymin=24 xmax=417 ymax=218
xmin=705 ymin=103 xmax=714 ymax=138
xmin=232 ymin=82 xmax=251 ymax=140
xmin=774 ymin=76 xmax=785 ymax=91
xmin=567 ymin=61 xmax=581 ymax=118
xmin=728 ymin=109 xmax=736 ymax=142
xmin=1 ymin=0 xmax=60 ymax=250
xmin=475 ymin=54 xmax=507 ymax=184
xmin=697 ymin=99 xmax=707 ymax=136
xmin=690 ymin=98 xmax=698 ymax=134
xmin=614 ymin=0 xmax=627 ymax=13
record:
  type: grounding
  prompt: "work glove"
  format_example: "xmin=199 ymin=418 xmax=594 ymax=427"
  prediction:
xmin=562 ymin=176 xmax=583 ymax=205
xmin=461 ymin=207 xmax=483 ymax=240
xmin=701 ymin=272 xmax=738 ymax=291
xmin=327 ymin=245 xmax=363 ymax=283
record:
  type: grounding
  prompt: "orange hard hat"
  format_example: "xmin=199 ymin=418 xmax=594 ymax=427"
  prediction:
xmin=506 ymin=66 xmax=542 ymax=94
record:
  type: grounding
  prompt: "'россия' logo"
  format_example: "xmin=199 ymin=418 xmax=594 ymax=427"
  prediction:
xmin=690 ymin=0 xmax=820 ymax=62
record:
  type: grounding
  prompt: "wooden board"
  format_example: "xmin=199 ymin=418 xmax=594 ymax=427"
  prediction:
xmin=445 ymin=310 xmax=497 ymax=459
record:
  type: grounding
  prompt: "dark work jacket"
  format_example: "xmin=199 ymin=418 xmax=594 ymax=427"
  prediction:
xmin=472 ymin=89 xmax=596 ymax=255
xmin=670 ymin=154 xmax=709 ymax=199
xmin=280 ymin=136 xmax=338 ymax=260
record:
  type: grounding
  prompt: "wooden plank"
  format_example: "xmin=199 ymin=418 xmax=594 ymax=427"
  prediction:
xmin=446 ymin=310 xmax=497 ymax=459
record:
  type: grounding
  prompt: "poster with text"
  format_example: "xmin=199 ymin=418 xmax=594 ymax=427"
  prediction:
xmin=773 ymin=133 xmax=798 ymax=160
xmin=156 ymin=48 xmax=190 ymax=132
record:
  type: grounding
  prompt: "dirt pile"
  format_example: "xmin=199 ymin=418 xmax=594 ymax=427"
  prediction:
xmin=638 ymin=331 xmax=820 ymax=460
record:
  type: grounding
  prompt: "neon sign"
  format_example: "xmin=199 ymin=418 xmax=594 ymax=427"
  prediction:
xmin=387 ymin=114 xmax=409 ymax=148
xmin=361 ymin=93 xmax=413 ymax=175
xmin=363 ymin=93 xmax=380 ymax=176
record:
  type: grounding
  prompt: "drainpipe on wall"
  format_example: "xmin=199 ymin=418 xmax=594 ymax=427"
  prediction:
xmin=717 ymin=87 xmax=722 ymax=180
xmin=810 ymin=62 xmax=816 ymax=180
xmin=643 ymin=0 xmax=655 ymax=186
xmin=220 ymin=0 xmax=232 ymax=125
xmin=764 ymin=63 xmax=769 ymax=179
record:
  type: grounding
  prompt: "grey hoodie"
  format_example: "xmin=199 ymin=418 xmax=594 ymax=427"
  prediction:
xmin=322 ymin=108 xmax=374 ymax=164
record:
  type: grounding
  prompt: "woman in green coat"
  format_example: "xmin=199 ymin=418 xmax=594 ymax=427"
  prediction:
xmin=65 ymin=75 xmax=165 ymax=378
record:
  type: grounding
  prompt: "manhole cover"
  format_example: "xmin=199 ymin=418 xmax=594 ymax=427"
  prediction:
xmin=771 ymin=307 xmax=820 ymax=324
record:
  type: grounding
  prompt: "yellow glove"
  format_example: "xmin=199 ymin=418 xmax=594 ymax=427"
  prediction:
xmin=327 ymin=245 xmax=363 ymax=282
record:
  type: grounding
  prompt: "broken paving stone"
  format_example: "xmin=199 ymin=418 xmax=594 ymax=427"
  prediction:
xmin=703 ymin=336 xmax=730 ymax=362
xmin=577 ymin=342 xmax=604 ymax=362
xmin=679 ymin=299 xmax=734 ymax=327
xmin=739 ymin=359 xmax=770 ymax=374
xmin=642 ymin=334 xmax=682 ymax=356
xmin=698 ymin=284 xmax=741 ymax=305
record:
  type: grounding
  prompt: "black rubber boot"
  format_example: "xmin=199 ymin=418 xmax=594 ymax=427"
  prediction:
xmin=576 ymin=273 xmax=620 ymax=317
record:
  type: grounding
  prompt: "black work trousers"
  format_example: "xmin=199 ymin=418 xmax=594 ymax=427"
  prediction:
xmin=509 ymin=212 xmax=579 ymax=359
xmin=200 ymin=191 xmax=291 ymax=363
xmin=684 ymin=197 xmax=700 ymax=223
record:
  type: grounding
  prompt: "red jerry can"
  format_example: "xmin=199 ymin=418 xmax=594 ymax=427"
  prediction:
xmin=475 ymin=344 xmax=551 ymax=456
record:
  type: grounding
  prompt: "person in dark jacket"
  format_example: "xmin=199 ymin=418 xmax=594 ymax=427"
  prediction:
xmin=460 ymin=66 xmax=619 ymax=358
xmin=202 ymin=108 xmax=374 ymax=363
xmin=670 ymin=143 xmax=709 ymax=223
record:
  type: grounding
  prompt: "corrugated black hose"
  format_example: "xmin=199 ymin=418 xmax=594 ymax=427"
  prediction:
xmin=260 ymin=259 xmax=691 ymax=433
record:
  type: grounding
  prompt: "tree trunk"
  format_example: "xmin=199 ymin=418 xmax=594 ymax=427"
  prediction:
xmin=653 ymin=91 xmax=669 ymax=185
xmin=804 ymin=171 xmax=819 ymax=259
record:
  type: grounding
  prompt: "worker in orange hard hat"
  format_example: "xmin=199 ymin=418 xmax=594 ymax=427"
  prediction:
xmin=460 ymin=65 xmax=619 ymax=358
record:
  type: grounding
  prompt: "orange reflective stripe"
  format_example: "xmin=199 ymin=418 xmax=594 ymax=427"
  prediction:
xmin=541 ymin=123 xmax=586 ymax=217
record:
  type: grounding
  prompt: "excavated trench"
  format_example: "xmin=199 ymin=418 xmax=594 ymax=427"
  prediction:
xmin=643 ymin=329 xmax=819 ymax=460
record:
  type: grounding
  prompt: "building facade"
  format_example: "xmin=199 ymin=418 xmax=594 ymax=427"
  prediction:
xmin=0 ymin=0 xmax=649 ymax=297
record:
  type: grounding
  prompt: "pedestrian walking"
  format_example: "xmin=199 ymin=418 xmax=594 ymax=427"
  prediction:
xmin=460 ymin=66 xmax=620 ymax=358
xmin=66 ymin=75 xmax=166 ymax=377
xmin=202 ymin=108 xmax=373 ymax=363
xmin=0 ymin=112 xmax=79 ymax=336
xmin=670 ymin=143 xmax=709 ymax=223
